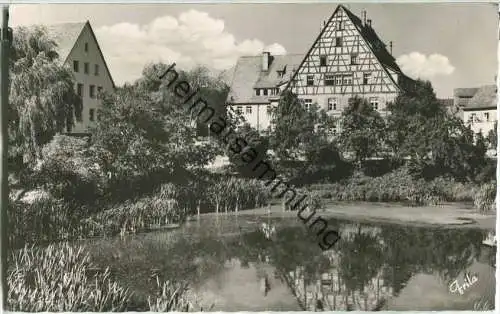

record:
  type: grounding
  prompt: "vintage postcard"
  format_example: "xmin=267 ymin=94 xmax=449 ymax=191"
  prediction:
xmin=2 ymin=2 xmax=497 ymax=312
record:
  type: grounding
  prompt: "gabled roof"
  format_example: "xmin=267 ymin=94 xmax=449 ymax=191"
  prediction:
xmin=454 ymin=87 xmax=480 ymax=98
xmin=343 ymin=6 xmax=401 ymax=74
xmin=20 ymin=21 xmax=116 ymax=89
xmin=227 ymin=54 xmax=303 ymax=104
xmin=464 ymin=85 xmax=497 ymax=110
xmin=44 ymin=22 xmax=86 ymax=63
xmin=438 ymin=98 xmax=454 ymax=108
xmin=284 ymin=5 xmax=410 ymax=92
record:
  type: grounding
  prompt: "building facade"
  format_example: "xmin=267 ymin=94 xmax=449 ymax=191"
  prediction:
xmin=226 ymin=5 xmax=415 ymax=132
xmin=454 ymin=85 xmax=497 ymax=137
xmin=47 ymin=21 xmax=115 ymax=134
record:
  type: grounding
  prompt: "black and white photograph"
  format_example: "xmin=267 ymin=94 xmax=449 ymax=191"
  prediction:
xmin=2 ymin=2 xmax=498 ymax=312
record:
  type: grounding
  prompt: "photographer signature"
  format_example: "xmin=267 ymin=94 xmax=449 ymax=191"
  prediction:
xmin=449 ymin=273 xmax=478 ymax=295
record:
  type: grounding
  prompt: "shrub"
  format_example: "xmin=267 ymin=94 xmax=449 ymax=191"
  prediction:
xmin=7 ymin=244 xmax=130 ymax=311
xmin=306 ymin=167 xmax=477 ymax=206
xmin=474 ymin=182 xmax=496 ymax=213
xmin=36 ymin=135 xmax=106 ymax=205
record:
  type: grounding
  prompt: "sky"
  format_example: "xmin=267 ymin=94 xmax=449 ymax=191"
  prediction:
xmin=10 ymin=2 xmax=499 ymax=98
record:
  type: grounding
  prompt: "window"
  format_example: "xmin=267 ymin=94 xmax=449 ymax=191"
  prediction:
xmin=363 ymin=73 xmax=371 ymax=85
xmin=84 ymin=62 xmax=89 ymax=74
xmin=304 ymin=99 xmax=312 ymax=111
xmin=94 ymin=64 xmax=99 ymax=76
xmin=89 ymin=109 xmax=95 ymax=122
xmin=328 ymin=125 xmax=337 ymax=135
xmin=97 ymin=86 xmax=103 ymax=98
xmin=320 ymin=55 xmax=327 ymax=67
xmin=336 ymin=20 xmax=343 ymax=30
xmin=275 ymin=88 xmax=280 ymax=95
xmin=350 ymin=54 xmax=358 ymax=65
xmin=369 ymin=97 xmax=379 ymax=110
xmin=89 ymin=85 xmax=96 ymax=98
xmin=76 ymin=83 xmax=83 ymax=97
xmin=84 ymin=43 xmax=88 ymax=52
xmin=334 ymin=75 xmax=342 ymax=85
xmin=485 ymin=112 xmax=490 ymax=121
xmin=73 ymin=60 xmax=79 ymax=72
xmin=335 ymin=37 xmax=343 ymax=47
xmin=324 ymin=74 xmax=335 ymax=86
xmin=328 ymin=98 xmax=337 ymax=111
xmin=246 ymin=106 xmax=252 ymax=114
xmin=256 ymin=89 xmax=261 ymax=96
xmin=469 ymin=113 xmax=477 ymax=124
xmin=236 ymin=106 xmax=243 ymax=114
xmin=263 ymin=89 xmax=268 ymax=96
xmin=307 ymin=75 xmax=314 ymax=86
xmin=342 ymin=74 xmax=353 ymax=85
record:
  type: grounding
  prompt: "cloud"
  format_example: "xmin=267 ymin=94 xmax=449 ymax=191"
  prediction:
xmin=94 ymin=10 xmax=287 ymax=85
xmin=396 ymin=52 xmax=455 ymax=79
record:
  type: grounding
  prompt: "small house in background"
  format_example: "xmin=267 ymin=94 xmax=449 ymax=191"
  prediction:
xmin=454 ymin=85 xmax=497 ymax=138
xmin=45 ymin=21 xmax=115 ymax=135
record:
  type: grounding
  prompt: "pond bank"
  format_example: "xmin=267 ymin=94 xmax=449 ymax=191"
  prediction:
xmin=222 ymin=202 xmax=496 ymax=230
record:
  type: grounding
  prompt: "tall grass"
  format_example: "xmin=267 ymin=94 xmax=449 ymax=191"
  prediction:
xmin=7 ymin=244 xmax=130 ymax=311
xmin=207 ymin=177 xmax=270 ymax=213
xmin=7 ymin=243 xmax=204 ymax=312
xmin=148 ymin=277 xmax=214 ymax=312
xmin=8 ymin=198 xmax=87 ymax=249
xmin=82 ymin=194 xmax=184 ymax=237
xmin=474 ymin=182 xmax=496 ymax=213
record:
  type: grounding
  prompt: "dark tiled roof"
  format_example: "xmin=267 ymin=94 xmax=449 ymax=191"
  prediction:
xmin=342 ymin=5 xmax=401 ymax=74
xmin=464 ymin=85 xmax=497 ymax=110
xmin=16 ymin=22 xmax=116 ymax=88
xmin=227 ymin=54 xmax=303 ymax=104
xmin=454 ymin=88 xmax=479 ymax=98
xmin=438 ymin=98 xmax=454 ymax=108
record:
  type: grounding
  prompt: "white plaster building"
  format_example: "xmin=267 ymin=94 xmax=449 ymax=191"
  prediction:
xmin=46 ymin=21 xmax=115 ymax=134
xmin=454 ymin=85 xmax=497 ymax=137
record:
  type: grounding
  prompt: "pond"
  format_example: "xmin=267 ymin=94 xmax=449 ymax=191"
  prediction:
xmin=83 ymin=213 xmax=496 ymax=311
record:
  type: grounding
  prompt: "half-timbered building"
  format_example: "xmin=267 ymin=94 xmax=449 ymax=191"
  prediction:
xmin=227 ymin=4 xmax=416 ymax=132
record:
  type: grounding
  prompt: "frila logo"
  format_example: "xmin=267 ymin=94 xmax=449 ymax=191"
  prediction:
xmin=449 ymin=273 xmax=478 ymax=295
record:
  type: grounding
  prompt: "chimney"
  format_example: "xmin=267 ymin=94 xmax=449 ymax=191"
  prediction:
xmin=262 ymin=51 xmax=270 ymax=71
xmin=390 ymin=41 xmax=393 ymax=54
xmin=362 ymin=10 xmax=367 ymax=25
xmin=367 ymin=19 xmax=372 ymax=27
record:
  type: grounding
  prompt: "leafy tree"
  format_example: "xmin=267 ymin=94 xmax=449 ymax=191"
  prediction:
xmin=268 ymin=91 xmax=338 ymax=178
xmin=88 ymin=82 xmax=218 ymax=199
xmin=385 ymin=80 xmax=446 ymax=163
xmin=338 ymin=96 xmax=386 ymax=167
xmin=387 ymin=80 xmax=487 ymax=180
xmin=9 ymin=26 xmax=82 ymax=164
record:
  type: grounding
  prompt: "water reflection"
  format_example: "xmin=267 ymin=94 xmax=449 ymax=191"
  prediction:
xmin=86 ymin=215 xmax=495 ymax=311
